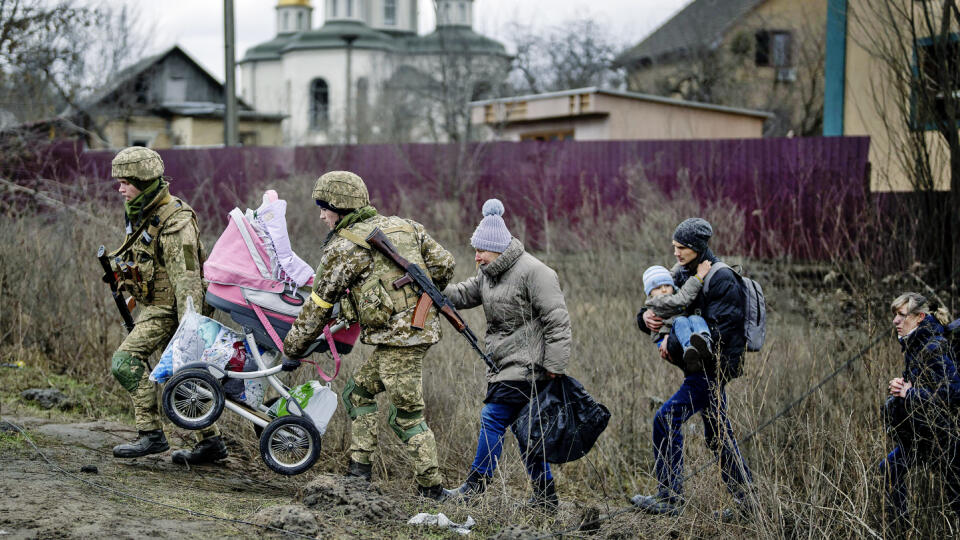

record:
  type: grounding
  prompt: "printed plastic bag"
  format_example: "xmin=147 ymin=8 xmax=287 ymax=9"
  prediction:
xmin=268 ymin=380 xmax=338 ymax=435
xmin=150 ymin=297 xmax=244 ymax=383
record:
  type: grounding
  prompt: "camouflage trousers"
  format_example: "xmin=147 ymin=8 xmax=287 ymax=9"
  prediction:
xmin=344 ymin=344 xmax=441 ymax=487
xmin=111 ymin=312 xmax=219 ymax=441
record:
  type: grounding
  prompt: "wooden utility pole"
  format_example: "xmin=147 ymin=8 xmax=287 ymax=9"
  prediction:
xmin=224 ymin=0 xmax=238 ymax=146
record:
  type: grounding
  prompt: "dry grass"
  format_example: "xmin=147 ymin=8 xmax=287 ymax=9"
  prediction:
xmin=1 ymin=173 xmax=958 ymax=538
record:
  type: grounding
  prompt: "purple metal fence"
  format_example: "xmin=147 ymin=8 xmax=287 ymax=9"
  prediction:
xmin=19 ymin=137 xmax=871 ymax=260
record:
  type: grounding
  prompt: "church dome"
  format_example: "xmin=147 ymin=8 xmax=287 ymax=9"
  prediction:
xmin=283 ymin=19 xmax=396 ymax=52
xmin=277 ymin=0 xmax=311 ymax=6
xmin=404 ymin=26 xmax=509 ymax=57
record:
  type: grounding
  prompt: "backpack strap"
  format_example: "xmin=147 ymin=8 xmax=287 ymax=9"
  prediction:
xmin=337 ymin=229 xmax=370 ymax=249
xmin=702 ymin=261 xmax=731 ymax=295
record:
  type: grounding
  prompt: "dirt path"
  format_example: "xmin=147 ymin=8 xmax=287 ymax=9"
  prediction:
xmin=0 ymin=415 xmax=299 ymax=539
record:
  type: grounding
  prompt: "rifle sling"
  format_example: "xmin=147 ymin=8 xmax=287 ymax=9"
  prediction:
xmin=108 ymin=194 xmax=174 ymax=258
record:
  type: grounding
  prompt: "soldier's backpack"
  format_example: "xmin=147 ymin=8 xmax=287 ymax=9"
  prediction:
xmin=703 ymin=262 xmax=767 ymax=352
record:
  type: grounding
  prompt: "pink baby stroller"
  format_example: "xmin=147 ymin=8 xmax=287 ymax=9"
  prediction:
xmin=160 ymin=190 xmax=359 ymax=475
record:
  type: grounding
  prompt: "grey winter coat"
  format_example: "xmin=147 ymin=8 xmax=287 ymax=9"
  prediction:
xmin=644 ymin=274 xmax=704 ymax=344
xmin=443 ymin=238 xmax=571 ymax=383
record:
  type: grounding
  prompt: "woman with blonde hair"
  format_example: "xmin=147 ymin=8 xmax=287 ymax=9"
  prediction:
xmin=880 ymin=292 xmax=960 ymax=530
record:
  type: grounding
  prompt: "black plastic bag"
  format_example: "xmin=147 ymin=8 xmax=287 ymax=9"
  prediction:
xmin=510 ymin=375 xmax=611 ymax=464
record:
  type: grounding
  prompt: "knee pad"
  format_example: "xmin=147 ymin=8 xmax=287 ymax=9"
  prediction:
xmin=387 ymin=405 xmax=428 ymax=443
xmin=111 ymin=351 xmax=145 ymax=392
xmin=341 ymin=378 xmax=378 ymax=420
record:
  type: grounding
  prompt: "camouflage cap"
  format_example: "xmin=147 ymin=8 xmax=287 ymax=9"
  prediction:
xmin=312 ymin=171 xmax=369 ymax=211
xmin=111 ymin=146 xmax=164 ymax=187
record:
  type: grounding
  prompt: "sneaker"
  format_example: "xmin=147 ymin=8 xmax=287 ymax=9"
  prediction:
xmin=417 ymin=483 xmax=450 ymax=502
xmin=171 ymin=436 xmax=228 ymax=465
xmin=630 ymin=492 xmax=684 ymax=516
xmin=445 ymin=470 xmax=489 ymax=503
xmin=345 ymin=459 xmax=372 ymax=482
xmin=690 ymin=332 xmax=713 ymax=359
xmin=113 ymin=430 xmax=169 ymax=458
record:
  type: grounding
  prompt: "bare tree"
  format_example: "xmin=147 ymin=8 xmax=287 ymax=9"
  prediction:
xmin=851 ymin=0 xmax=960 ymax=293
xmin=509 ymin=19 xmax=624 ymax=94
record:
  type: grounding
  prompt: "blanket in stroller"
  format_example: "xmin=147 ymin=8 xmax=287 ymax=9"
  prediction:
xmin=203 ymin=190 xmax=360 ymax=376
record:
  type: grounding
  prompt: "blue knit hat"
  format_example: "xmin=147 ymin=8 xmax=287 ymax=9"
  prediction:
xmin=470 ymin=199 xmax=512 ymax=253
xmin=643 ymin=265 xmax=675 ymax=296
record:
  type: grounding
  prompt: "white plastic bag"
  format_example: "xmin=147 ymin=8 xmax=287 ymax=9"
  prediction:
xmin=150 ymin=297 xmax=245 ymax=383
xmin=268 ymin=380 xmax=338 ymax=435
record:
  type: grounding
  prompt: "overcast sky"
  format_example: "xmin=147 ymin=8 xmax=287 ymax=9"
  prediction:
xmin=139 ymin=0 xmax=691 ymax=81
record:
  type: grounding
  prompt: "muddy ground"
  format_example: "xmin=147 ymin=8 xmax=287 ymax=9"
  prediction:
xmin=0 ymin=412 xmax=626 ymax=539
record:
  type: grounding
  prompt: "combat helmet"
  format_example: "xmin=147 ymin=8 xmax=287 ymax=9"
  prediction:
xmin=111 ymin=146 xmax=164 ymax=189
xmin=312 ymin=171 xmax=369 ymax=211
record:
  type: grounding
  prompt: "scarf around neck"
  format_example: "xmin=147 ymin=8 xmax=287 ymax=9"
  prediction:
xmin=124 ymin=179 xmax=165 ymax=223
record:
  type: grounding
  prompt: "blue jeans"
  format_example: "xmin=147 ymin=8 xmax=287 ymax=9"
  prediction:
xmin=672 ymin=315 xmax=710 ymax=348
xmin=652 ymin=373 xmax=752 ymax=499
xmin=469 ymin=402 xmax=552 ymax=482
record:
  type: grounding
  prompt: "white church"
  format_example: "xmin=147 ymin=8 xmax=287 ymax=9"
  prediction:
xmin=239 ymin=0 xmax=510 ymax=144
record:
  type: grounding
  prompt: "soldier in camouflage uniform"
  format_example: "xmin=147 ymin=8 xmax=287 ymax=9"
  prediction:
xmin=282 ymin=171 xmax=455 ymax=500
xmin=108 ymin=146 xmax=228 ymax=464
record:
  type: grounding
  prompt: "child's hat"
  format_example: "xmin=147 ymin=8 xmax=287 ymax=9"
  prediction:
xmin=643 ymin=265 xmax=675 ymax=295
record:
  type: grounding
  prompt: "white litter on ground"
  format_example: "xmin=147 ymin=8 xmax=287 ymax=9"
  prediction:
xmin=408 ymin=512 xmax=476 ymax=535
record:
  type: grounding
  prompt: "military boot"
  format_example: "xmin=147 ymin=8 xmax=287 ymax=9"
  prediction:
xmin=345 ymin=459 xmax=372 ymax=482
xmin=527 ymin=477 xmax=559 ymax=511
xmin=417 ymin=483 xmax=450 ymax=502
xmin=444 ymin=470 xmax=489 ymax=502
xmin=171 ymin=436 xmax=228 ymax=465
xmin=113 ymin=430 xmax=169 ymax=458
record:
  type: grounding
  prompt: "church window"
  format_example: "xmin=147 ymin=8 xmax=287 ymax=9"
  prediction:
xmin=347 ymin=0 xmax=354 ymax=17
xmin=310 ymin=78 xmax=329 ymax=129
xmin=331 ymin=0 xmax=338 ymax=17
xmin=459 ymin=2 xmax=466 ymax=24
xmin=297 ymin=11 xmax=304 ymax=30
xmin=384 ymin=0 xmax=396 ymax=25
xmin=283 ymin=12 xmax=290 ymax=31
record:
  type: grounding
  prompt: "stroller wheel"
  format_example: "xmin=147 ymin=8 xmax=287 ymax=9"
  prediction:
xmin=162 ymin=368 xmax=225 ymax=430
xmin=259 ymin=415 xmax=321 ymax=476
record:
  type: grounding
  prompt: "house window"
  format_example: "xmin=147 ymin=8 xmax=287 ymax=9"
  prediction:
xmin=913 ymin=35 xmax=960 ymax=130
xmin=755 ymin=30 xmax=792 ymax=67
xmin=384 ymin=0 xmax=396 ymax=25
xmin=520 ymin=130 xmax=574 ymax=142
xmin=310 ymin=78 xmax=329 ymax=129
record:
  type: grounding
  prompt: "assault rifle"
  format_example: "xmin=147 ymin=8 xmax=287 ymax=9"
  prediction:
xmin=97 ymin=245 xmax=136 ymax=333
xmin=365 ymin=228 xmax=499 ymax=373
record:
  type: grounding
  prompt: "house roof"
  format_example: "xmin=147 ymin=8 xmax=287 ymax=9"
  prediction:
xmin=72 ymin=45 xmax=229 ymax=112
xmin=470 ymin=87 xmax=774 ymax=120
xmin=614 ymin=0 xmax=765 ymax=67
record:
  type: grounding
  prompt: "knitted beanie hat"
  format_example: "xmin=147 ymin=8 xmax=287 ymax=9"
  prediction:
xmin=673 ymin=217 xmax=713 ymax=254
xmin=643 ymin=265 xmax=675 ymax=296
xmin=470 ymin=199 xmax=512 ymax=253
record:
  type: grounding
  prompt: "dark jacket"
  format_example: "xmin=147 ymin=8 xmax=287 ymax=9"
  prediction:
xmin=638 ymin=249 xmax=745 ymax=379
xmin=898 ymin=315 xmax=960 ymax=433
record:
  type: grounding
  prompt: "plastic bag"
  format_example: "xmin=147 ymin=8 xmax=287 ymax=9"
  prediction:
xmin=510 ymin=375 xmax=611 ymax=464
xmin=268 ymin=380 xmax=338 ymax=435
xmin=150 ymin=297 xmax=245 ymax=383
xmin=222 ymin=346 xmax=266 ymax=409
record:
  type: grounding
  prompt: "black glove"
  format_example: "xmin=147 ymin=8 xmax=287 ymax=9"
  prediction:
xmin=281 ymin=356 xmax=302 ymax=372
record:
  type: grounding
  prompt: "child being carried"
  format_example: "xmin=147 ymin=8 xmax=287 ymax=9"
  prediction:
xmin=642 ymin=262 xmax=713 ymax=371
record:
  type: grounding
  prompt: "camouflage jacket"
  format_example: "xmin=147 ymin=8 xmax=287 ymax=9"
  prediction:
xmin=112 ymin=185 xmax=205 ymax=323
xmin=284 ymin=213 xmax=455 ymax=357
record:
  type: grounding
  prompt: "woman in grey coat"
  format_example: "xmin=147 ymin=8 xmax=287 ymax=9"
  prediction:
xmin=442 ymin=199 xmax=572 ymax=508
